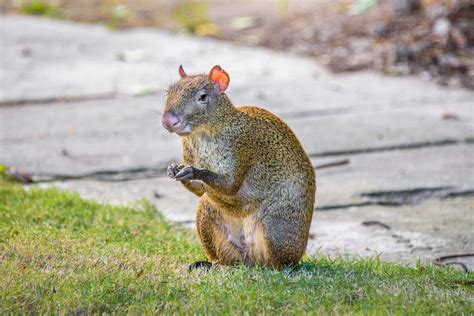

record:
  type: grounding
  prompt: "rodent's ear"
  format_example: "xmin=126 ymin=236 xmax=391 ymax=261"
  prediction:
xmin=179 ymin=65 xmax=187 ymax=78
xmin=209 ymin=65 xmax=230 ymax=93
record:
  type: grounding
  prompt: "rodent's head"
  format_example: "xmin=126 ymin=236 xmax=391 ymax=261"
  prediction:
xmin=162 ymin=65 xmax=230 ymax=136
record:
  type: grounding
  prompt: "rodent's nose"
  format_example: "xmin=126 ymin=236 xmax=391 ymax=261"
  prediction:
xmin=162 ymin=111 xmax=180 ymax=132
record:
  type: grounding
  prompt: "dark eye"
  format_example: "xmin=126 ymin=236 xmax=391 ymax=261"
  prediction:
xmin=198 ymin=93 xmax=208 ymax=102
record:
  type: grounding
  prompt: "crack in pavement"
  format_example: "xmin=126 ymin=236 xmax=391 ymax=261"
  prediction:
xmin=32 ymin=166 xmax=167 ymax=182
xmin=0 ymin=92 xmax=117 ymax=107
xmin=278 ymin=107 xmax=353 ymax=119
xmin=359 ymin=186 xmax=454 ymax=206
xmin=309 ymin=138 xmax=472 ymax=158
xmin=315 ymin=187 xmax=474 ymax=211
xmin=278 ymin=96 xmax=474 ymax=120
xmin=29 ymin=159 xmax=350 ymax=183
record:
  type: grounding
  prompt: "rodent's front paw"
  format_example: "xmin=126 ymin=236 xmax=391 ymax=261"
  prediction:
xmin=173 ymin=166 xmax=199 ymax=181
xmin=167 ymin=163 xmax=184 ymax=179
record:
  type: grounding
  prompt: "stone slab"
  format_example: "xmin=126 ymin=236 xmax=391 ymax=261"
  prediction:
xmin=1 ymin=15 xmax=472 ymax=111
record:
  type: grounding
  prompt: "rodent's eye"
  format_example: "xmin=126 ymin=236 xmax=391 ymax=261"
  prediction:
xmin=198 ymin=93 xmax=208 ymax=103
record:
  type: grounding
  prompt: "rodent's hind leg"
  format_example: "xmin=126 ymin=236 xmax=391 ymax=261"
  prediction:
xmin=196 ymin=199 xmax=243 ymax=266
xmin=260 ymin=215 xmax=308 ymax=269
xmin=196 ymin=201 xmax=218 ymax=262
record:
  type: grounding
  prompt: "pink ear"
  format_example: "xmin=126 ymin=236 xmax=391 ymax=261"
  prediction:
xmin=179 ymin=65 xmax=187 ymax=78
xmin=209 ymin=65 xmax=230 ymax=93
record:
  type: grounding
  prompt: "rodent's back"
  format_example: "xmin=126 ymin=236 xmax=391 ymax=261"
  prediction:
xmin=235 ymin=106 xmax=316 ymax=202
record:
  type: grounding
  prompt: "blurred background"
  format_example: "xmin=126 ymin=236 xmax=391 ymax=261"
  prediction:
xmin=0 ymin=0 xmax=473 ymax=269
xmin=2 ymin=0 xmax=473 ymax=88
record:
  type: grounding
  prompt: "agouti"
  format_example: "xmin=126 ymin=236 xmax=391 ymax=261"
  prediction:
xmin=162 ymin=65 xmax=316 ymax=269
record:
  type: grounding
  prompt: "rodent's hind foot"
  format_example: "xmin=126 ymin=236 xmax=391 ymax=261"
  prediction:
xmin=188 ymin=260 xmax=212 ymax=273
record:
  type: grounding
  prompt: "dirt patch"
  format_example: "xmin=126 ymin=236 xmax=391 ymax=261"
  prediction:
xmin=255 ymin=0 xmax=473 ymax=89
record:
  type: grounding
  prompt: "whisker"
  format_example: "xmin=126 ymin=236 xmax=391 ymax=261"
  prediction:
xmin=148 ymin=109 xmax=163 ymax=116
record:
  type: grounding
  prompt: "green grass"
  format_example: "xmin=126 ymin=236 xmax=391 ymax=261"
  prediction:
xmin=0 ymin=171 xmax=472 ymax=314
xmin=19 ymin=0 xmax=65 ymax=19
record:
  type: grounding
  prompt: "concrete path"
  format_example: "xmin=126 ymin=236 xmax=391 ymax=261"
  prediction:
xmin=1 ymin=15 xmax=473 ymax=269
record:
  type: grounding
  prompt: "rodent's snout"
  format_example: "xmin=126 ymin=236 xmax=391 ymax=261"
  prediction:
xmin=162 ymin=111 xmax=181 ymax=132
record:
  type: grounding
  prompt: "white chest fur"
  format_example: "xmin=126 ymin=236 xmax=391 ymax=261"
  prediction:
xmin=190 ymin=135 xmax=235 ymax=175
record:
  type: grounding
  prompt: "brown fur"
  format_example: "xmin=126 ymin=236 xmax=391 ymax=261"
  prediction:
xmin=164 ymin=68 xmax=316 ymax=269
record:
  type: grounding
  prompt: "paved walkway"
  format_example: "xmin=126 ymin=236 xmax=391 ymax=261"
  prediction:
xmin=1 ymin=15 xmax=473 ymax=269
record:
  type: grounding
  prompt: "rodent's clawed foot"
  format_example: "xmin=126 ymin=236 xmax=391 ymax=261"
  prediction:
xmin=188 ymin=260 xmax=212 ymax=273
xmin=167 ymin=163 xmax=184 ymax=179
xmin=173 ymin=166 xmax=200 ymax=181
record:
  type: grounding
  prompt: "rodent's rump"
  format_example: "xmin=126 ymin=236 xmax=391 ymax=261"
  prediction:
xmin=163 ymin=65 xmax=316 ymax=269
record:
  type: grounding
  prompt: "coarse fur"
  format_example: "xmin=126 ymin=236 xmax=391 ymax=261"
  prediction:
xmin=163 ymin=66 xmax=316 ymax=269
